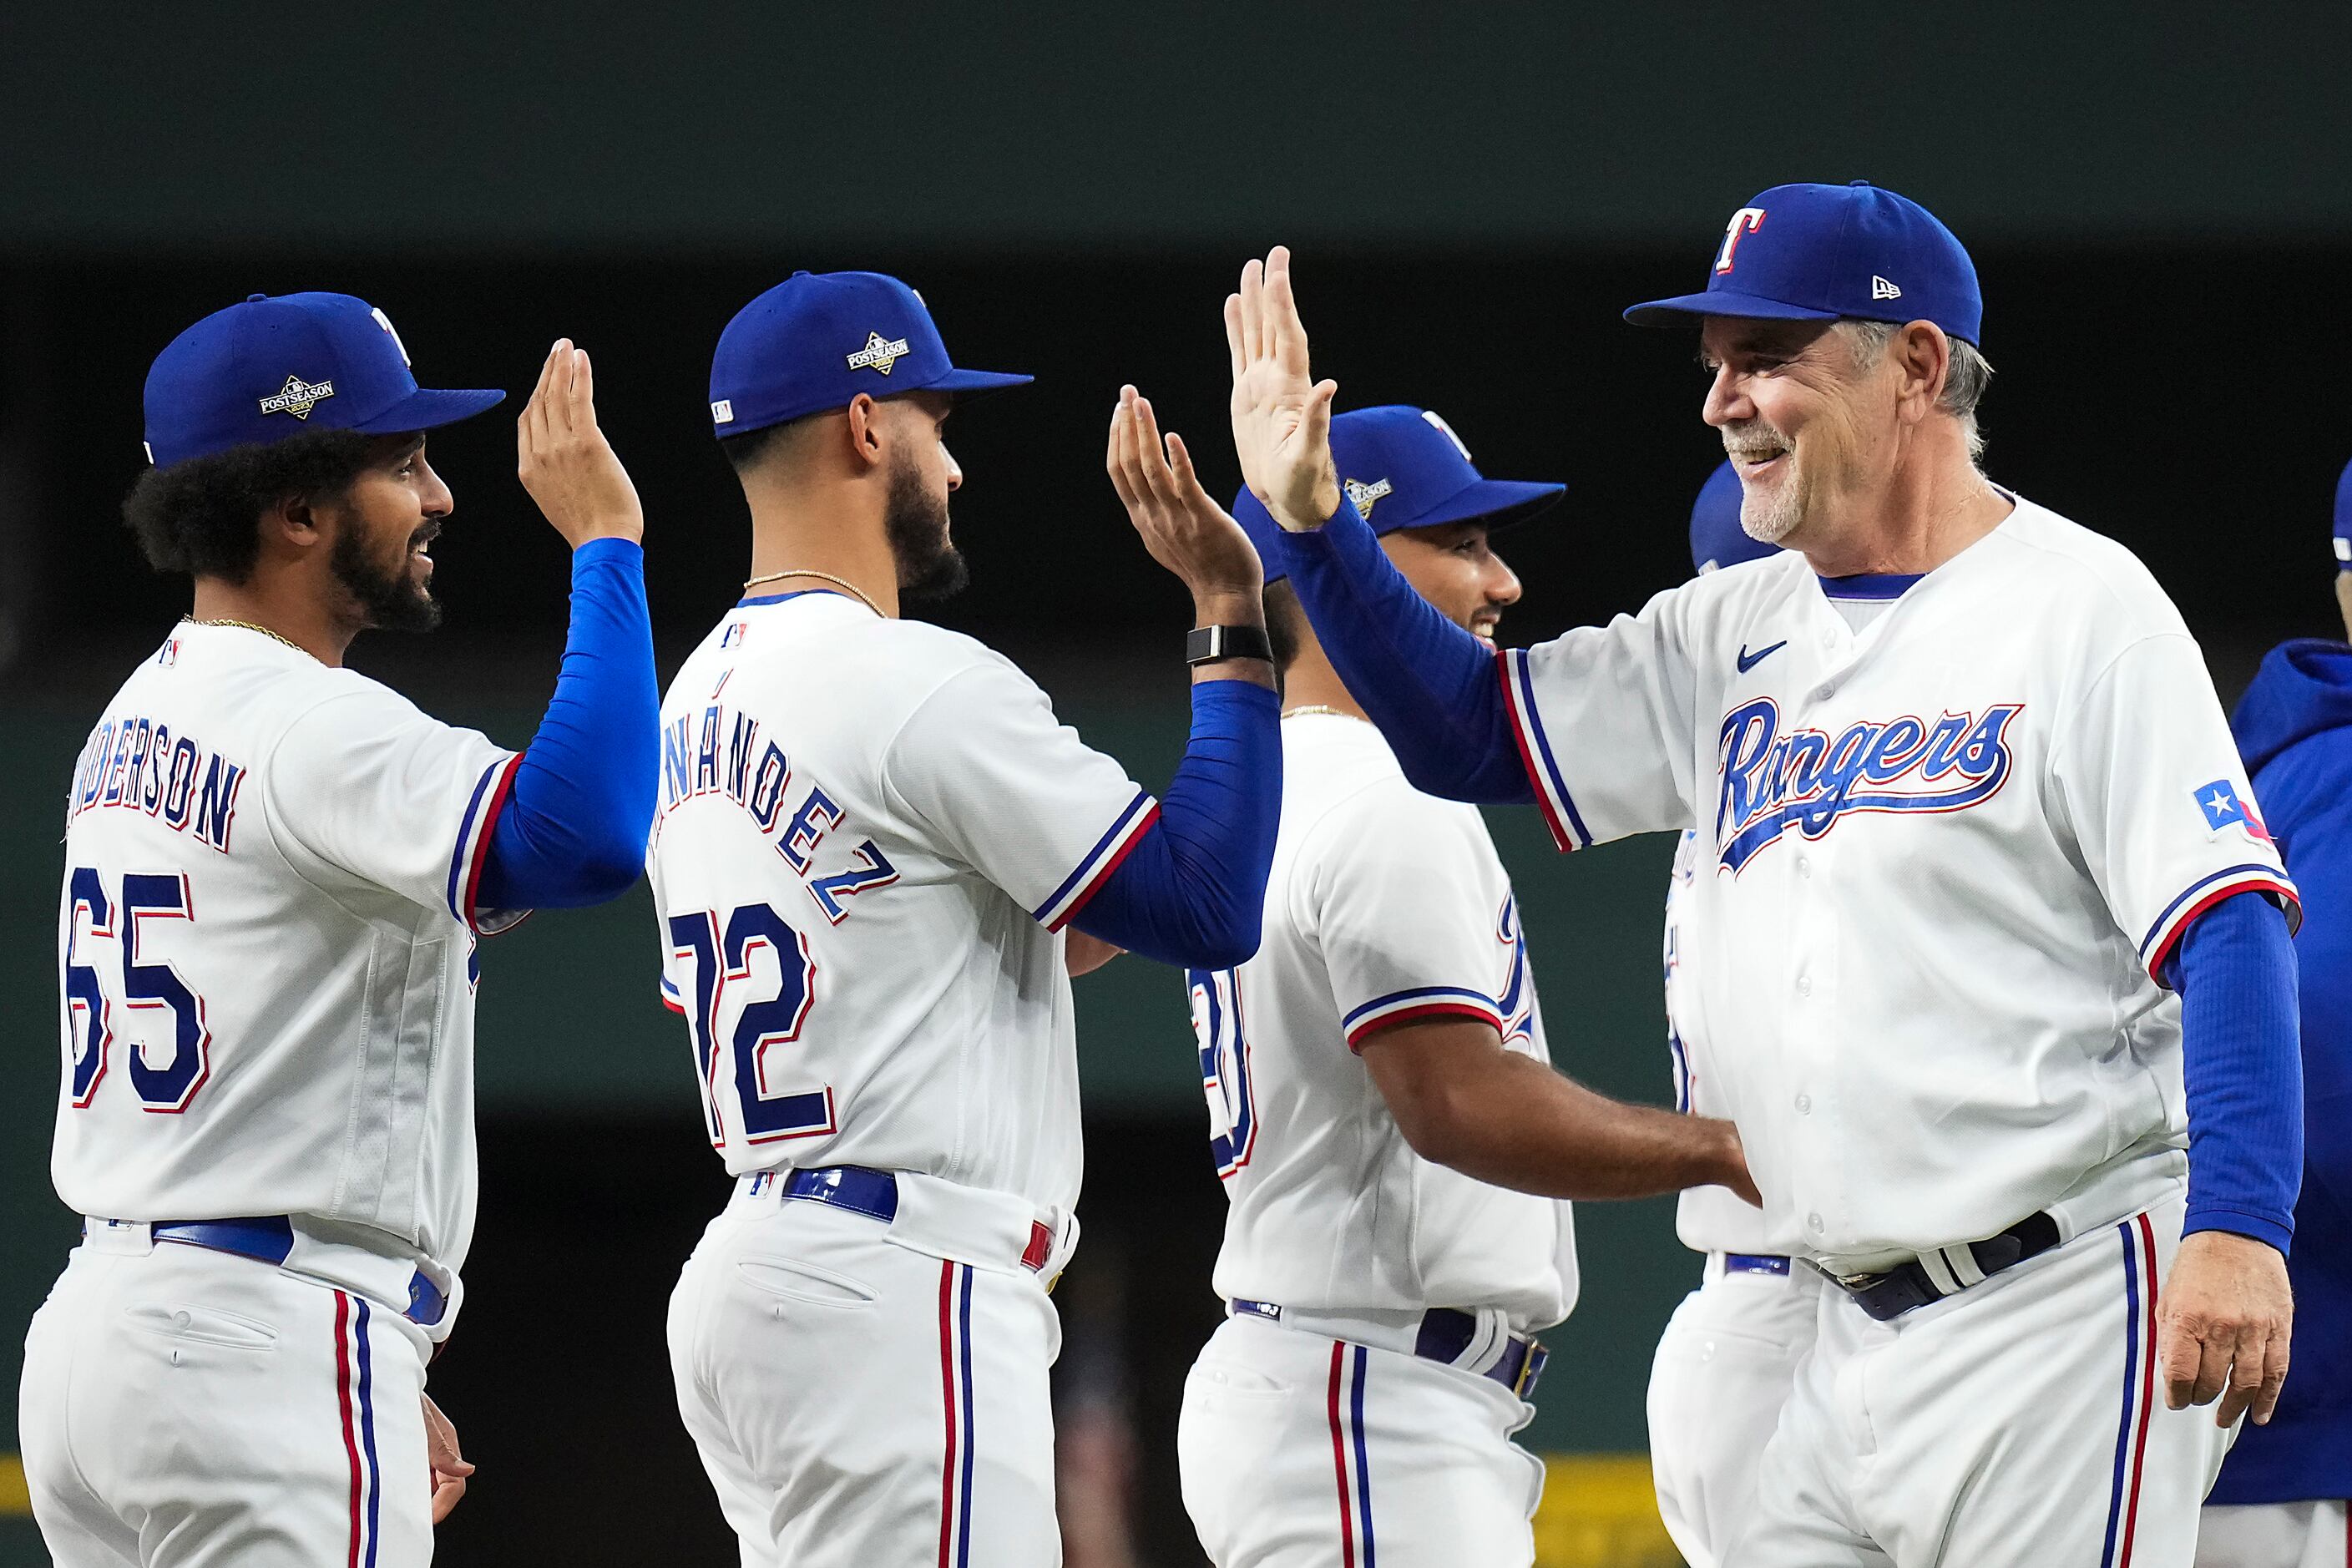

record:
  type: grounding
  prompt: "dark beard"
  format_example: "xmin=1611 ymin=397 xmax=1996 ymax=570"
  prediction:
xmin=330 ymin=522 xmax=443 ymax=633
xmin=884 ymin=458 xmax=967 ymax=604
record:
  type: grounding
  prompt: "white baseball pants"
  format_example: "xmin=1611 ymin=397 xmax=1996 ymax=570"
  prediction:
xmin=1176 ymin=1313 xmax=1546 ymax=1568
xmin=665 ymin=1177 xmax=1068 ymax=1568
xmin=2197 ymin=1500 xmax=2349 ymax=1567
xmin=19 ymin=1229 xmax=433 ymax=1567
xmin=1645 ymin=1256 xmax=1820 ymax=1568
xmin=1730 ymin=1195 xmax=2235 ymax=1565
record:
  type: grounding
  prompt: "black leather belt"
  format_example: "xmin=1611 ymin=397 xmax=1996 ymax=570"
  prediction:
xmin=1818 ymin=1211 xmax=2062 ymax=1322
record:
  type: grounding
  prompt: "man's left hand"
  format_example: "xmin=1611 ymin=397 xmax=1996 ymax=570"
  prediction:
xmin=423 ymin=1392 xmax=478 ymax=1524
xmin=2157 ymin=1228 xmax=2293 ymax=1427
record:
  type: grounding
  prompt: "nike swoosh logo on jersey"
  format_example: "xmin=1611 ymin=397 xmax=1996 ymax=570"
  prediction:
xmin=1736 ymin=640 xmax=1788 ymax=673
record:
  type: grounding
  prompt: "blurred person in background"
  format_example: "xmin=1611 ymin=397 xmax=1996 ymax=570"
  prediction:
xmin=1645 ymin=459 xmax=1815 ymax=1568
xmin=2200 ymin=457 xmax=2352 ymax=1567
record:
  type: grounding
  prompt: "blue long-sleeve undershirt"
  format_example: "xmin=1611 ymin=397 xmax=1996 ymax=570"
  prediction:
xmin=1277 ymin=498 xmax=1530 ymax=803
xmin=1067 ymin=678 xmax=1281 ymax=970
xmin=2164 ymin=889 xmax=2304 ymax=1252
xmin=476 ymin=538 xmax=658 ymax=910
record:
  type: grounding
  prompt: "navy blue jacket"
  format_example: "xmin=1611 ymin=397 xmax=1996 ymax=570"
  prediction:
xmin=2213 ymin=639 xmax=2352 ymax=1504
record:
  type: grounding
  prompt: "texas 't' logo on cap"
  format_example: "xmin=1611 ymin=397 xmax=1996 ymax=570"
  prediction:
xmin=845 ymin=331 xmax=912 ymax=376
xmin=258 ymin=374 xmax=335 ymax=420
xmin=1343 ymin=477 xmax=1393 ymax=518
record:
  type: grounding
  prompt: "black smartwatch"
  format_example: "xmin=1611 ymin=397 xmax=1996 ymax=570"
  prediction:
xmin=1185 ymin=625 xmax=1275 ymax=667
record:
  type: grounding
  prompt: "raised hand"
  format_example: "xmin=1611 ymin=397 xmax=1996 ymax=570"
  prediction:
xmin=1105 ymin=383 xmax=1263 ymax=618
xmin=517 ymin=339 xmax=645 ymax=549
xmin=1226 ymin=245 xmax=1341 ymax=532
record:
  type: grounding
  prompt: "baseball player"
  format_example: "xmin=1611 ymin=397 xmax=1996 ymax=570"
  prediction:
xmin=1224 ymin=183 xmax=2304 ymax=1565
xmin=2198 ymin=456 xmax=2352 ymax=1567
xmin=651 ymin=271 xmax=1282 ymax=1567
xmin=1645 ymin=459 xmax=1819 ymax=1568
xmin=1173 ymin=406 xmax=1756 ymax=1568
xmin=23 ymin=294 xmax=659 ymax=1567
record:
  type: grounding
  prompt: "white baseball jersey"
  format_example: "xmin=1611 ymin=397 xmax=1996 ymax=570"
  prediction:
xmin=52 ymin=622 xmax=521 ymax=1285
xmin=1498 ymin=495 xmax=2296 ymax=1273
xmin=1663 ymin=827 xmax=1776 ymax=1256
xmin=1193 ymin=712 xmax=1576 ymax=1329
xmin=645 ymin=589 xmax=1159 ymax=1220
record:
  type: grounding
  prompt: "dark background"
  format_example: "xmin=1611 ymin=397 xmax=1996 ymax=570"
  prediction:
xmin=2 ymin=5 xmax=2348 ymax=1565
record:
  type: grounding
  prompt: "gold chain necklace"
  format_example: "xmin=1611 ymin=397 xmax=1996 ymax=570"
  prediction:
xmin=185 ymin=616 xmax=316 ymax=660
xmin=741 ymin=569 xmax=886 ymax=619
xmin=1281 ymin=704 xmax=1366 ymax=722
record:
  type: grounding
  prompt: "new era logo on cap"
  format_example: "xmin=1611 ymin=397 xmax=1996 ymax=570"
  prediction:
xmin=1872 ymin=276 xmax=1902 ymax=301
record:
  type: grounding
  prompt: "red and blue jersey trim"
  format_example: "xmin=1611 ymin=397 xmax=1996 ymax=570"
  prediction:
xmin=445 ymin=751 xmax=524 ymax=933
xmin=2138 ymin=863 xmax=2301 ymax=984
xmin=1342 ymin=985 xmax=1503 ymax=1051
xmin=1031 ymin=789 xmax=1160 ymax=932
xmin=1496 ymin=648 xmax=1591 ymax=853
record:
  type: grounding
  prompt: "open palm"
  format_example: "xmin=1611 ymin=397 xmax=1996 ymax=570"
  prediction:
xmin=1225 ymin=245 xmax=1341 ymax=531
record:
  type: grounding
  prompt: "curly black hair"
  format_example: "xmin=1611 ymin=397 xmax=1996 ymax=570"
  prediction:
xmin=122 ymin=429 xmax=382 ymax=582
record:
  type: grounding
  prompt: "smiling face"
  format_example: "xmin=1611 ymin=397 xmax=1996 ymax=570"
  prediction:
xmin=1700 ymin=317 xmax=1899 ymax=550
xmin=322 ymin=433 xmax=451 ymax=632
xmin=1379 ymin=520 xmax=1522 ymax=645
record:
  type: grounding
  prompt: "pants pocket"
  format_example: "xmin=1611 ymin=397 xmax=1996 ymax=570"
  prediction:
xmin=120 ymin=1300 xmax=280 ymax=1352
xmin=734 ymin=1256 xmax=881 ymax=1310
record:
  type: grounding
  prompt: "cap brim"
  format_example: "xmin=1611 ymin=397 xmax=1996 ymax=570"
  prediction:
xmin=1409 ymin=478 xmax=1566 ymax=534
xmin=925 ymin=368 xmax=1034 ymax=399
xmin=1622 ymin=291 xmax=1841 ymax=327
xmin=354 ymin=387 xmax=508 ymax=436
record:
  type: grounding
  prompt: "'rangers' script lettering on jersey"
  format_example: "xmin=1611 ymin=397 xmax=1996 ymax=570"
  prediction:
xmin=1714 ymin=698 xmax=2024 ymax=873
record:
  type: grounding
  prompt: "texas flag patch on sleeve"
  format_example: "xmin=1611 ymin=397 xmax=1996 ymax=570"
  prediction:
xmin=2193 ymin=779 xmax=2274 ymax=844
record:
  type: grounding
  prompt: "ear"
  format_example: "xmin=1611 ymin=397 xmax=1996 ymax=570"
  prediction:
xmin=842 ymin=393 xmax=888 ymax=474
xmin=258 ymin=488 xmax=328 ymax=559
xmin=1894 ymin=322 xmax=1950 ymax=427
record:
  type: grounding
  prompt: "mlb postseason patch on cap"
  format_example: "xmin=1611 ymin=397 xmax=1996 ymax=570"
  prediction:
xmin=1231 ymin=405 xmax=1563 ymax=584
xmin=708 ymin=271 xmax=1031 ymax=438
xmin=1624 ymin=180 xmax=1983 ymax=347
xmin=143 ymin=292 xmax=504 ymax=468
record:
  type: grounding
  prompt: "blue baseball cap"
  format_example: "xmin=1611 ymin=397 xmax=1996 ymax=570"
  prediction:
xmin=1625 ymin=181 xmax=1983 ymax=347
xmin=1233 ymin=406 xmax=1563 ymax=584
xmin=1690 ymin=458 xmax=1778 ymax=577
xmin=709 ymin=271 xmax=1031 ymax=438
xmin=2334 ymin=455 xmax=2351 ymax=572
xmin=143 ymin=293 xmax=504 ymax=469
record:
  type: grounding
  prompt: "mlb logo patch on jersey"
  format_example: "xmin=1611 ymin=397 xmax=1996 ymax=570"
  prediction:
xmin=2193 ymin=779 xmax=2273 ymax=844
xmin=721 ymin=621 xmax=748 ymax=650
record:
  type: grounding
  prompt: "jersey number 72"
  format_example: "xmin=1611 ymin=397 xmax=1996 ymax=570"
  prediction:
xmin=667 ymin=903 xmax=837 ymax=1150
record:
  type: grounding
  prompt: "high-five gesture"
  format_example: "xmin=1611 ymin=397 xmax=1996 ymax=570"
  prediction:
xmin=1226 ymin=245 xmax=1341 ymax=532
xmin=517 ymin=339 xmax=645 ymax=549
xmin=1106 ymin=384 xmax=1264 ymax=609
